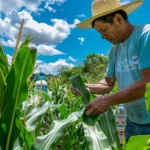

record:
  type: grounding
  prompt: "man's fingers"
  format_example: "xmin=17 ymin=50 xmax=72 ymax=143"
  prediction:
xmin=85 ymin=104 xmax=91 ymax=110
xmin=70 ymin=86 xmax=81 ymax=96
xmin=85 ymin=106 xmax=95 ymax=116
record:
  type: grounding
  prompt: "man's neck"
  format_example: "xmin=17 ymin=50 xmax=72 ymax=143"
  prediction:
xmin=122 ymin=23 xmax=134 ymax=42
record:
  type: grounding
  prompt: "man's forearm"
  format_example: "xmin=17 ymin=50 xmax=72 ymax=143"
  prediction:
xmin=105 ymin=77 xmax=149 ymax=106
xmin=86 ymin=83 xmax=113 ymax=94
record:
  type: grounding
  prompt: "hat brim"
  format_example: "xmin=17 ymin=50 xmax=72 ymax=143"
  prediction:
xmin=77 ymin=0 xmax=144 ymax=29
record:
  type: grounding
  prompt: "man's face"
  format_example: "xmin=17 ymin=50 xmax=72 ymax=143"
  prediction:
xmin=93 ymin=20 xmax=123 ymax=45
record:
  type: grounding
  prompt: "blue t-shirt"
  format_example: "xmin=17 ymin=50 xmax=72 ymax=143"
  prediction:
xmin=106 ymin=25 xmax=150 ymax=124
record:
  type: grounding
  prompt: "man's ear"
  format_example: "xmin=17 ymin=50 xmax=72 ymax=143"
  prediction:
xmin=113 ymin=14 xmax=123 ymax=25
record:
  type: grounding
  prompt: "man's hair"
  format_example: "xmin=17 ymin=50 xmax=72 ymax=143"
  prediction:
xmin=92 ymin=10 xmax=128 ymax=28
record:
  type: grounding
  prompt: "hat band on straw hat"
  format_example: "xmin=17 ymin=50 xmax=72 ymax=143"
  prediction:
xmin=77 ymin=0 xmax=144 ymax=29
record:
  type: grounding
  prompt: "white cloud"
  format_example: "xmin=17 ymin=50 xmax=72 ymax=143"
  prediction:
xmin=34 ymin=58 xmax=74 ymax=75
xmin=77 ymin=37 xmax=84 ymax=45
xmin=44 ymin=2 xmax=56 ymax=13
xmin=0 ymin=0 xmax=42 ymax=15
xmin=36 ymin=59 xmax=44 ymax=65
xmin=47 ymin=0 xmax=66 ymax=6
xmin=77 ymin=14 xmax=85 ymax=18
xmin=0 ymin=0 xmax=80 ymax=59
xmin=69 ymin=19 xmax=80 ymax=29
xmin=0 ymin=38 xmax=16 ymax=47
xmin=5 ymin=54 xmax=74 ymax=75
xmin=68 ymin=56 xmax=77 ymax=62
xmin=0 ymin=10 xmax=78 ymax=54
xmin=100 ymin=54 xmax=104 ymax=56
xmin=37 ymin=44 xmax=64 ymax=56
xmin=6 ymin=54 xmax=12 ymax=65
xmin=0 ymin=0 xmax=67 ymax=15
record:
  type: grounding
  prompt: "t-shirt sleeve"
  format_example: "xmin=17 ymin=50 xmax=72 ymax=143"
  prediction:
xmin=105 ymin=46 xmax=117 ymax=77
xmin=139 ymin=30 xmax=150 ymax=70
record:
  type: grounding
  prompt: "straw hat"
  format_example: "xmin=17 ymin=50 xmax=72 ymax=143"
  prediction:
xmin=77 ymin=0 xmax=144 ymax=29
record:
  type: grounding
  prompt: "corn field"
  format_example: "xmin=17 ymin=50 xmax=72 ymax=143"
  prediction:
xmin=0 ymin=21 xmax=150 ymax=150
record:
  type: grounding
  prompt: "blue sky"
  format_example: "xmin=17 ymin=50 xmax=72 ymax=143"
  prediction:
xmin=0 ymin=0 xmax=150 ymax=75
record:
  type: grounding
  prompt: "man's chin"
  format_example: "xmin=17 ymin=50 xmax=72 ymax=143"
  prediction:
xmin=111 ymin=41 xmax=120 ymax=45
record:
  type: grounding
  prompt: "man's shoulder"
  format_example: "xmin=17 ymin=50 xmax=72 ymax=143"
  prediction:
xmin=108 ymin=45 xmax=118 ymax=56
xmin=135 ymin=24 xmax=150 ymax=34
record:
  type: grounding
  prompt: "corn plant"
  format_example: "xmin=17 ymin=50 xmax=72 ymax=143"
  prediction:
xmin=145 ymin=83 xmax=150 ymax=113
xmin=121 ymin=83 xmax=150 ymax=150
xmin=29 ymin=75 xmax=120 ymax=150
xmin=0 ymin=20 xmax=37 ymax=149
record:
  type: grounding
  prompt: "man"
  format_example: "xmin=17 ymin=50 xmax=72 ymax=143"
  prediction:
xmin=74 ymin=0 xmax=150 ymax=142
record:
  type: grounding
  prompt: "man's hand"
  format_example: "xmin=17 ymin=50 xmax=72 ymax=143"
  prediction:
xmin=85 ymin=96 xmax=110 ymax=116
xmin=70 ymin=84 xmax=81 ymax=96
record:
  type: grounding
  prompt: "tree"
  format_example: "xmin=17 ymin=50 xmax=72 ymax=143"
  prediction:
xmin=82 ymin=54 xmax=108 ymax=82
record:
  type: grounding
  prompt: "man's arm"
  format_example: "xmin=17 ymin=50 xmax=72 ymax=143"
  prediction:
xmin=107 ymin=68 xmax=150 ymax=105
xmin=85 ymin=76 xmax=116 ymax=95
xmin=85 ymin=68 xmax=150 ymax=116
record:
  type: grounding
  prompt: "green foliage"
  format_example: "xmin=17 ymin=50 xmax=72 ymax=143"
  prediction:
xmin=22 ymin=75 xmax=119 ymax=150
xmin=0 ymin=45 xmax=9 ymax=76
xmin=124 ymin=135 xmax=150 ymax=150
xmin=100 ymin=109 xmax=120 ymax=149
xmin=0 ymin=68 xmax=7 ymax=116
xmin=70 ymin=75 xmax=119 ymax=149
xmin=70 ymin=75 xmax=90 ymax=105
xmin=0 ymin=35 xmax=37 ymax=150
xmin=2 ymin=19 xmax=149 ymax=150
xmin=58 ymin=65 xmax=83 ymax=84
xmin=82 ymin=54 xmax=108 ymax=83
xmin=57 ymin=53 xmax=108 ymax=84
xmin=145 ymin=83 xmax=150 ymax=113
xmin=70 ymin=75 xmax=98 ymax=125
xmin=32 ymin=110 xmax=84 ymax=150
xmin=82 ymin=122 xmax=111 ymax=150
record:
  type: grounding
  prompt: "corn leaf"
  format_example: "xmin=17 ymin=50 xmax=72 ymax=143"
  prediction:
xmin=145 ymin=83 xmax=150 ymax=113
xmin=70 ymin=75 xmax=98 ymax=125
xmin=19 ymin=36 xmax=34 ymax=50
xmin=13 ymin=136 xmax=23 ymax=150
xmin=0 ymin=45 xmax=9 ymax=76
xmin=19 ymin=120 xmax=34 ymax=150
xmin=24 ymin=101 xmax=61 ymax=131
xmin=0 ymin=69 xmax=7 ymax=115
xmin=100 ymin=109 xmax=120 ymax=150
xmin=32 ymin=109 xmax=84 ymax=150
xmin=0 ymin=47 xmax=37 ymax=150
xmin=125 ymin=135 xmax=150 ymax=150
xmin=70 ymin=75 xmax=90 ymax=105
xmin=70 ymin=75 xmax=112 ymax=149
xmin=82 ymin=122 xmax=111 ymax=150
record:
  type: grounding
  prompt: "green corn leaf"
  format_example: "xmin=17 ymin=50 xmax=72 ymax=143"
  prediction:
xmin=0 ymin=69 xmax=7 ymax=115
xmin=42 ymin=91 xmax=51 ymax=101
xmin=13 ymin=136 xmax=23 ymax=150
xmin=125 ymin=135 xmax=150 ymax=150
xmin=19 ymin=123 xmax=34 ymax=150
xmin=29 ymin=47 xmax=37 ymax=69
xmin=70 ymin=75 xmax=90 ymax=105
xmin=19 ymin=36 xmax=34 ymax=50
xmin=145 ymin=83 xmax=150 ymax=113
xmin=0 ymin=46 xmax=37 ymax=150
xmin=99 ymin=109 xmax=120 ymax=150
xmin=82 ymin=122 xmax=111 ymax=150
xmin=24 ymin=101 xmax=61 ymax=131
xmin=0 ymin=123 xmax=6 ymax=150
xmin=70 ymin=75 xmax=98 ymax=125
xmin=32 ymin=109 xmax=84 ymax=150
xmin=0 ymin=45 xmax=9 ymax=76
xmin=58 ymin=103 xmax=69 ymax=119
